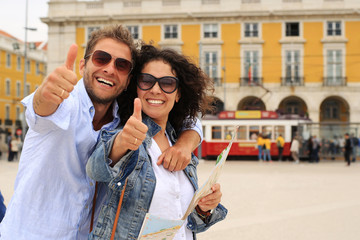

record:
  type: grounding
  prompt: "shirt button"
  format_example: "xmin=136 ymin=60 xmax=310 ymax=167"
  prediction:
xmin=85 ymin=204 xmax=88 ymax=209
xmin=89 ymin=182 xmax=93 ymax=187
xmin=117 ymin=182 xmax=121 ymax=186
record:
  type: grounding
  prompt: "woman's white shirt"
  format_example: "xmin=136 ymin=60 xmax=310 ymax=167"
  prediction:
xmin=148 ymin=136 xmax=195 ymax=240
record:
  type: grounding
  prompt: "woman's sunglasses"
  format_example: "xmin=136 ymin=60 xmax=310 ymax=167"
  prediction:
xmin=84 ymin=50 xmax=133 ymax=75
xmin=137 ymin=73 xmax=179 ymax=94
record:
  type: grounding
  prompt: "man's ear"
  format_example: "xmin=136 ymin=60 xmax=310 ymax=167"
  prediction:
xmin=79 ymin=59 xmax=85 ymax=76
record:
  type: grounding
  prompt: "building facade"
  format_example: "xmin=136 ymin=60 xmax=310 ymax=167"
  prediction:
xmin=42 ymin=0 xmax=360 ymax=124
xmin=0 ymin=30 xmax=47 ymax=136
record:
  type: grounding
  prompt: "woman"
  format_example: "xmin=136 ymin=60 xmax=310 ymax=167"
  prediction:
xmin=290 ymin=136 xmax=300 ymax=163
xmin=87 ymin=45 xmax=227 ymax=240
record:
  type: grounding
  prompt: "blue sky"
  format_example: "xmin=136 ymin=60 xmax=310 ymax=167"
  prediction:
xmin=0 ymin=0 xmax=48 ymax=42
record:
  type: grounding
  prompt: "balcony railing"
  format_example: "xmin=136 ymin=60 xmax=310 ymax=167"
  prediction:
xmin=239 ymin=77 xmax=263 ymax=86
xmin=323 ymin=77 xmax=347 ymax=86
xmin=281 ymin=77 xmax=304 ymax=86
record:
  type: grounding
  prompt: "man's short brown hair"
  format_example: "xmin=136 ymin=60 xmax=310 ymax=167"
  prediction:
xmin=84 ymin=24 xmax=137 ymax=67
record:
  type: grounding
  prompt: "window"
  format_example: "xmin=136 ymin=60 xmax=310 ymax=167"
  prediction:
xmin=326 ymin=50 xmax=343 ymax=85
xmin=16 ymin=106 xmax=21 ymax=120
xmin=285 ymin=101 xmax=300 ymax=114
xmin=164 ymin=25 xmax=178 ymax=39
xmin=244 ymin=23 xmax=258 ymax=37
xmin=36 ymin=62 xmax=40 ymax=75
xmin=16 ymin=81 xmax=21 ymax=98
xmin=212 ymin=126 xmax=222 ymax=139
xmin=237 ymin=126 xmax=247 ymax=140
xmin=327 ymin=21 xmax=341 ymax=36
xmin=224 ymin=126 xmax=234 ymax=140
xmin=249 ymin=126 xmax=259 ymax=139
xmin=323 ymin=100 xmax=340 ymax=120
xmin=285 ymin=22 xmax=299 ymax=37
xmin=244 ymin=50 xmax=259 ymax=84
xmin=26 ymin=59 xmax=31 ymax=73
xmin=6 ymin=79 xmax=10 ymax=96
xmin=17 ymin=56 xmax=21 ymax=70
xmin=5 ymin=105 xmax=10 ymax=119
xmin=6 ymin=53 xmax=11 ymax=68
xmin=285 ymin=50 xmax=301 ymax=84
xmin=262 ymin=126 xmax=273 ymax=139
xmin=204 ymin=24 xmax=218 ymax=38
xmin=26 ymin=83 xmax=31 ymax=96
xmin=127 ymin=26 xmax=139 ymax=39
xmin=204 ymin=51 xmax=219 ymax=84
xmin=274 ymin=126 xmax=285 ymax=139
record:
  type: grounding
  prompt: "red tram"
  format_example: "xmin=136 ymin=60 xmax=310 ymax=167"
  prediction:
xmin=196 ymin=110 xmax=310 ymax=159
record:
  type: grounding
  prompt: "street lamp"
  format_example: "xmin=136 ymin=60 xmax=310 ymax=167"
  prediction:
xmin=23 ymin=0 xmax=37 ymax=98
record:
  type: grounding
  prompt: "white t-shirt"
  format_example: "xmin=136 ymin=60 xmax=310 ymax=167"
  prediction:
xmin=148 ymin=136 xmax=195 ymax=240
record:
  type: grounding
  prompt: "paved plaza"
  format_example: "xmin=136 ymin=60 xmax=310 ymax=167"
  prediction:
xmin=1 ymin=157 xmax=360 ymax=240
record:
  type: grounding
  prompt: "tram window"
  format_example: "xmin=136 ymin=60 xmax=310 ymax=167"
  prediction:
xmin=212 ymin=126 xmax=222 ymax=139
xmin=249 ymin=126 xmax=259 ymax=140
xmin=274 ymin=126 xmax=285 ymax=139
xmin=237 ymin=126 xmax=247 ymax=140
xmin=262 ymin=126 xmax=272 ymax=139
xmin=224 ymin=126 xmax=234 ymax=140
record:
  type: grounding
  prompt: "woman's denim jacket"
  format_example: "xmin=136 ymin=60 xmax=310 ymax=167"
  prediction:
xmin=87 ymin=116 xmax=228 ymax=240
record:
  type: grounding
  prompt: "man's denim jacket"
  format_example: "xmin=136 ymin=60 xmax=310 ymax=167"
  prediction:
xmin=86 ymin=116 xmax=228 ymax=240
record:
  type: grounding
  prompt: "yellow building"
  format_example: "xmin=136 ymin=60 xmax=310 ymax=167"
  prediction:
xmin=42 ymin=0 xmax=360 ymax=125
xmin=0 ymin=30 xmax=47 ymax=135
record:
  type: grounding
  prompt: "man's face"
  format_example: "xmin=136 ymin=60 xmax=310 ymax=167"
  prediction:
xmin=80 ymin=38 xmax=132 ymax=106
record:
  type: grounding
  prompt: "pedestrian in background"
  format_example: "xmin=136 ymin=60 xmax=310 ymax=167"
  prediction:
xmin=276 ymin=134 xmax=285 ymax=161
xmin=290 ymin=136 xmax=300 ymax=164
xmin=257 ymin=133 xmax=264 ymax=161
xmin=6 ymin=134 xmax=12 ymax=162
xmin=263 ymin=135 xmax=272 ymax=162
xmin=350 ymin=133 xmax=359 ymax=162
xmin=344 ymin=133 xmax=352 ymax=166
xmin=10 ymin=136 xmax=22 ymax=161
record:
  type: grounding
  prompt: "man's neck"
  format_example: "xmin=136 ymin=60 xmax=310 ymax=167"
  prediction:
xmin=92 ymin=102 xmax=114 ymax=131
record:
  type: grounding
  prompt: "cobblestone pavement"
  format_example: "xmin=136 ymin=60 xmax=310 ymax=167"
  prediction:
xmin=1 ymin=157 xmax=360 ymax=240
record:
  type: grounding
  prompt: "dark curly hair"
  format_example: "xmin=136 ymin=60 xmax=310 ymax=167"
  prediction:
xmin=117 ymin=44 xmax=214 ymax=133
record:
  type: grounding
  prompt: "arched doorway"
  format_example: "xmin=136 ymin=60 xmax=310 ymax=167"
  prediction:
xmin=278 ymin=96 xmax=308 ymax=117
xmin=237 ymin=96 xmax=265 ymax=110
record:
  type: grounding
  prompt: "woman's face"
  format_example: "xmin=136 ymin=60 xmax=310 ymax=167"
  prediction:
xmin=137 ymin=60 xmax=180 ymax=126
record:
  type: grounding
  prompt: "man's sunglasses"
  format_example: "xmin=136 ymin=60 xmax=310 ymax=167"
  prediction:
xmin=85 ymin=50 xmax=133 ymax=75
xmin=137 ymin=73 xmax=179 ymax=94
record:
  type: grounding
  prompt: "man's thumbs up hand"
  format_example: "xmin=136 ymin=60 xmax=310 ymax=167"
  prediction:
xmin=34 ymin=44 xmax=79 ymax=116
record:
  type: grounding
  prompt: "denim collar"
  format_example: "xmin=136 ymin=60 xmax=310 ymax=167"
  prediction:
xmin=142 ymin=116 xmax=178 ymax=149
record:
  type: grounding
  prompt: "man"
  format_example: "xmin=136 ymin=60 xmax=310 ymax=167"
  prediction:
xmin=276 ymin=134 xmax=285 ymax=161
xmin=350 ymin=133 xmax=359 ymax=162
xmin=344 ymin=133 xmax=352 ymax=166
xmin=0 ymin=25 xmax=202 ymax=240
